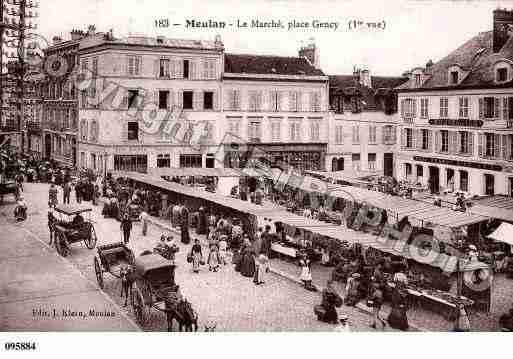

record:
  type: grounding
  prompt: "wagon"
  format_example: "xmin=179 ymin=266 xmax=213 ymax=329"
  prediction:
xmin=94 ymin=242 xmax=135 ymax=289
xmin=52 ymin=205 xmax=97 ymax=256
xmin=131 ymin=254 xmax=197 ymax=331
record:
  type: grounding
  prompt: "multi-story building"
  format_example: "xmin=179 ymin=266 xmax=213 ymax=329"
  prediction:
xmin=396 ymin=9 xmax=513 ymax=197
xmin=328 ymin=69 xmax=407 ymax=176
xmin=39 ymin=29 xmax=84 ymax=165
xmin=222 ymin=43 xmax=329 ymax=172
xmin=77 ymin=34 xmax=329 ymax=173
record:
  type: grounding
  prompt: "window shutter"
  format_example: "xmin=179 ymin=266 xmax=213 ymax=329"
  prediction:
xmin=224 ymin=89 xmax=231 ymax=110
xmin=276 ymin=91 xmax=282 ymax=112
xmin=401 ymin=128 xmax=406 ymax=148
xmin=297 ymin=92 xmax=303 ymax=112
xmin=412 ymin=129 xmax=418 ymax=149
xmin=450 ymin=131 xmax=458 ymax=154
xmin=428 ymin=130 xmax=433 ymax=151
xmin=502 ymin=135 xmax=509 ymax=159
xmin=401 ymin=99 xmax=405 ymax=118
xmin=458 ymin=98 xmax=463 ymax=118
xmin=121 ymin=88 xmax=128 ymax=109
xmin=412 ymin=99 xmax=417 ymax=118
xmin=177 ymin=59 xmax=184 ymax=79
xmin=154 ymin=59 xmax=159 ymax=78
xmin=168 ymin=90 xmax=174 ymax=110
xmin=478 ymin=133 xmax=484 ymax=157
xmin=479 ymin=98 xmax=484 ymax=119
xmin=288 ymin=91 xmax=295 ymax=111
xmin=494 ymin=133 xmax=501 ymax=158
xmin=194 ymin=91 xmax=203 ymax=110
xmin=505 ymin=135 xmax=512 ymax=160
xmin=494 ymin=97 xmax=500 ymax=119
xmin=503 ymin=98 xmax=508 ymax=120
xmin=177 ymin=90 xmax=183 ymax=109
xmin=435 ymin=130 xmax=440 ymax=153
xmin=203 ymin=60 xmax=208 ymax=79
xmin=468 ymin=132 xmax=474 ymax=155
xmin=190 ymin=60 xmax=196 ymax=80
xmin=122 ymin=119 xmax=128 ymax=142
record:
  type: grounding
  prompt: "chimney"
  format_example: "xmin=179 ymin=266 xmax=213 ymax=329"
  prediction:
xmin=425 ymin=59 xmax=434 ymax=74
xmin=87 ymin=24 xmax=97 ymax=36
xmin=360 ymin=68 xmax=372 ymax=88
xmin=52 ymin=36 xmax=62 ymax=45
xmin=70 ymin=29 xmax=83 ymax=41
xmin=493 ymin=8 xmax=513 ymax=52
xmin=299 ymin=38 xmax=320 ymax=69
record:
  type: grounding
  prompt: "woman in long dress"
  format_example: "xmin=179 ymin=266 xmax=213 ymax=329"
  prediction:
xmin=207 ymin=243 xmax=220 ymax=272
xmin=299 ymin=253 xmax=313 ymax=290
xmin=240 ymin=244 xmax=256 ymax=278
xmin=387 ymin=281 xmax=409 ymax=331
xmin=191 ymin=239 xmax=203 ymax=273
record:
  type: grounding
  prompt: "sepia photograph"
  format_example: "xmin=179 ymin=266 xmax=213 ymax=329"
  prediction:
xmin=1 ymin=0 xmax=512 ymax=355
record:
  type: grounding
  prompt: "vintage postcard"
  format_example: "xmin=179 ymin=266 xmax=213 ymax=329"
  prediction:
xmin=1 ymin=1 xmax=512 ymax=351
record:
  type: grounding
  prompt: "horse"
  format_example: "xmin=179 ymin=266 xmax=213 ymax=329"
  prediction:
xmin=165 ymin=298 xmax=198 ymax=332
xmin=119 ymin=264 xmax=135 ymax=307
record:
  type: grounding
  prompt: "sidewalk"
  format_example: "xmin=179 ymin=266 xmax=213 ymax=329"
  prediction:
xmin=0 ymin=198 xmax=140 ymax=331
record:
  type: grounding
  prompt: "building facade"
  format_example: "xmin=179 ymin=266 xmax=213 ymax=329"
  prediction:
xmin=328 ymin=69 xmax=406 ymax=176
xmin=396 ymin=9 xmax=513 ymax=197
xmin=77 ymin=34 xmax=329 ymax=174
xmin=39 ymin=29 xmax=83 ymax=166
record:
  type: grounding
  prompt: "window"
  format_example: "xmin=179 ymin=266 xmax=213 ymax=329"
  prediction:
xmin=157 ymin=154 xmax=171 ymax=168
xmin=450 ymin=71 xmax=459 ymax=84
xmin=81 ymin=90 xmax=87 ymax=109
xmin=416 ymin=165 xmax=423 ymax=178
xmin=289 ymin=122 xmax=301 ymax=141
xmin=420 ymin=98 xmax=429 ymax=118
xmin=271 ymin=121 xmax=281 ymax=141
xmin=405 ymin=163 xmax=412 ymax=177
xmin=203 ymin=91 xmax=214 ymax=110
xmin=335 ymin=126 xmax=343 ymax=144
xmin=405 ymin=128 xmax=413 ymax=148
xmin=127 ymin=56 xmax=141 ymax=76
xmin=127 ymin=90 xmax=139 ymax=108
xmin=159 ymin=90 xmax=169 ymax=110
xmin=179 ymin=154 xmax=202 ymax=168
xmin=383 ymin=125 xmax=396 ymax=144
xmin=401 ymin=98 xmax=416 ymax=118
xmin=248 ymin=91 xmax=263 ymax=112
xmin=368 ymin=125 xmax=376 ymax=143
xmin=460 ymin=170 xmax=468 ymax=192
xmin=414 ymin=74 xmax=421 ymax=87
xmin=202 ymin=59 xmax=216 ymax=79
xmin=368 ymin=153 xmax=376 ymax=170
xmin=310 ymin=121 xmax=320 ymax=141
xmin=439 ymin=97 xmax=449 ymax=118
xmin=482 ymin=97 xmax=497 ymax=119
xmin=421 ymin=129 xmax=429 ymax=150
xmin=352 ymin=153 xmax=361 ymax=171
xmin=485 ymin=174 xmax=495 ymax=196
xmin=289 ymin=91 xmax=302 ymax=112
xmin=459 ymin=131 xmax=472 ymax=154
xmin=90 ymin=153 xmax=96 ymax=169
xmin=485 ymin=133 xmax=496 ymax=157
xmin=352 ymin=125 xmax=360 ymax=144
xmin=459 ymin=97 xmax=469 ymax=118
xmin=248 ymin=121 xmax=262 ymax=142
xmin=331 ymin=95 xmax=343 ymax=113
xmin=183 ymin=59 xmax=189 ymax=79
xmin=228 ymin=121 xmax=240 ymax=136
xmin=497 ymin=67 xmax=508 ymax=82
xmin=183 ymin=91 xmax=193 ymax=109
xmin=228 ymin=90 xmax=241 ymax=110
xmin=127 ymin=122 xmax=139 ymax=141
xmin=81 ymin=59 xmax=88 ymax=72
xmin=441 ymin=130 xmax=449 ymax=152
xmin=159 ymin=59 xmax=170 ymax=78
xmin=310 ymin=92 xmax=321 ymax=112
xmin=270 ymin=90 xmax=281 ymax=112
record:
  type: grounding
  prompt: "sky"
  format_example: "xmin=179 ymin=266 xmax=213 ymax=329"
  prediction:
xmin=37 ymin=0 xmax=513 ymax=77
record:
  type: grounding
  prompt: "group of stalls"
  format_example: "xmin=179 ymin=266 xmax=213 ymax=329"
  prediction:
xmin=112 ymin=170 xmax=493 ymax=317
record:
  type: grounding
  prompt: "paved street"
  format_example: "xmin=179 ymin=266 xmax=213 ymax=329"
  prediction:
xmin=0 ymin=183 xmax=400 ymax=331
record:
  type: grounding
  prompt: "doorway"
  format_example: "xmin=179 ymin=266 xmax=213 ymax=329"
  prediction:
xmin=384 ymin=153 xmax=394 ymax=177
xmin=428 ymin=166 xmax=440 ymax=194
xmin=485 ymin=174 xmax=495 ymax=196
xmin=44 ymin=133 xmax=52 ymax=160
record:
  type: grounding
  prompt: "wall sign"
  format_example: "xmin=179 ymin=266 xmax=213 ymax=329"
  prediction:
xmin=428 ymin=118 xmax=483 ymax=127
xmin=413 ymin=156 xmax=503 ymax=171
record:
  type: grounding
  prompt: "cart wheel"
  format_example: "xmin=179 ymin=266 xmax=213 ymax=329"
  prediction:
xmin=85 ymin=225 xmax=97 ymax=249
xmin=132 ymin=289 xmax=145 ymax=325
xmin=94 ymin=257 xmax=104 ymax=289
xmin=55 ymin=231 xmax=67 ymax=257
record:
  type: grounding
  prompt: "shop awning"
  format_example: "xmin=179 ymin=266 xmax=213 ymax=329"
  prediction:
xmin=148 ymin=167 xmax=246 ymax=178
xmin=488 ymin=222 xmax=513 ymax=245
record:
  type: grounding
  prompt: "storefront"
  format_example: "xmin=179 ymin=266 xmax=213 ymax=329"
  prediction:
xmin=224 ymin=143 xmax=327 ymax=172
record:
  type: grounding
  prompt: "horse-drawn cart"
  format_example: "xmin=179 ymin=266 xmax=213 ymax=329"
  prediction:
xmin=52 ymin=205 xmax=97 ymax=256
xmin=94 ymin=242 xmax=135 ymax=289
xmin=131 ymin=254 xmax=197 ymax=331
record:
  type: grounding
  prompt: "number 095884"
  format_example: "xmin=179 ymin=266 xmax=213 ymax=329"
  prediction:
xmin=4 ymin=342 xmax=37 ymax=351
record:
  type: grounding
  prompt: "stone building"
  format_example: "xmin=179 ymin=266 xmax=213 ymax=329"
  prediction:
xmin=328 ymin=69 xmax=407 ymax=176
xmin=396 ymin=9 xmax=513 ymax=196
xmin=77 ymin=34 xmax=329 ymax=174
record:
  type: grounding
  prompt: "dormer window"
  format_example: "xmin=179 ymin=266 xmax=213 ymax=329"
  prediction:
xmin=450 ymin=71 xmax=459 ymax=84
xmin=414 ymin=74 xmax=421 ymax=87
xmin=497 ymin=67 xmax=508 ymax=82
